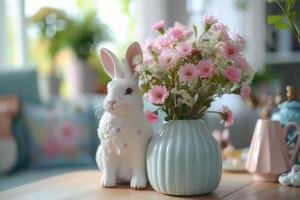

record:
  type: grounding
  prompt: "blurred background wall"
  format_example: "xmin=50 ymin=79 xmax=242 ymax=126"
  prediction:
xmin=1 ymin=0 xmax=300 ymax=148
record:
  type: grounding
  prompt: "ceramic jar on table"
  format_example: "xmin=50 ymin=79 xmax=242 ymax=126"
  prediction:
xmin=147 ymin=120 xmax=222 ymax=195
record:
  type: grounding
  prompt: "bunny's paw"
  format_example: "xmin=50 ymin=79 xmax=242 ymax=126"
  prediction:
xmin=101 ymin=174 xmax=116 ymax=188
xmin=130 ymin=175 xmax=146 ymax=190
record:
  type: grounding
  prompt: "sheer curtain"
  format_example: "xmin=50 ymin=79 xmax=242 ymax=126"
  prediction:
xmin=0 ymin=0 xmax=28 ymax=68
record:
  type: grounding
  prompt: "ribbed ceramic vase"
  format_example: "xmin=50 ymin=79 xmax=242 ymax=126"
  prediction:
xmin=147 ymin=120 xmax=222 ymax=195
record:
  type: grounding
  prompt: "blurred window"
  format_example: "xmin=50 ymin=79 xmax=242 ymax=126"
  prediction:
xmin=0 ymin=0 xmax=27 ymax=67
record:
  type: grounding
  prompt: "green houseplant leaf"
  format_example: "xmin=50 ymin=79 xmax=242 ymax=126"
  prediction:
xmin=275 ymin=23 xmax=289 ymax=29
xmin=267 ymin=15 xmax=284 ymax=24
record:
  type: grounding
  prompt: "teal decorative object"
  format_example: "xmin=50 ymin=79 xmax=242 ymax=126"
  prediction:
xmin=271 ymin=86 xmax=300 ymax=163
xmin=147 ymin=120 xmax=222 ymax=195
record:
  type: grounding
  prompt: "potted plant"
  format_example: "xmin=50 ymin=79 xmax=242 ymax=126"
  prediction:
xmin=135 ymin=17 xmax=255 ymax=195
xmin=60 ymin=11 xmax=109 ymax=96
xmin=29 ymin=8 xmax=110 ymax=97
xmin=28 ymin=7 xmax=68 ymax=97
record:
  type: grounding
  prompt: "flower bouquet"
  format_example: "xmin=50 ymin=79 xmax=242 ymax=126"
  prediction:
xmin=142 ymin=16 xmax=255 ymax=195
xmin=135 ymin=16 xmax=255 ymax=126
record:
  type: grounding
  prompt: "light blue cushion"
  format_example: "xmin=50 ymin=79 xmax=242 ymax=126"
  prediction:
xmin=23 ymin=101 xmax=95 ymax=168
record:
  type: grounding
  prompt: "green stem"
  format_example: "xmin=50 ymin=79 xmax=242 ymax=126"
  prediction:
xmin=273 ymin=0 xmax=300 ymax=44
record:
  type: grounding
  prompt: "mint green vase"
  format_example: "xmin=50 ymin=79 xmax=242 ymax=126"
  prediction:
xmin=147 ymin=120 xmax=222 ymax=195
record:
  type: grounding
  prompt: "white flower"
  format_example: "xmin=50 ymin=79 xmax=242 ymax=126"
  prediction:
xmin=149 ymin=63 xmax=169 ymax=78
xmin=132 ymin=54 xmax=143 ymax=66
xmin=135 ymin=63 xmax=149 ymax=73
xmin=171 ymin=88 xmax=194 ymax=107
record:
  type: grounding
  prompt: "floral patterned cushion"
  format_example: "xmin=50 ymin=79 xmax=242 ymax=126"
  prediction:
xmin=23 ymin=100 xmax=95 ymax=168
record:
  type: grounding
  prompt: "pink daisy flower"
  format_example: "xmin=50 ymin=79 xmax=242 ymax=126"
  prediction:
xmin=158 ymin=49 xmax=178 ymax=69
xmin=167 ymin=22 xmax=192 ymax=41
xmin=197 ymin=59 xmax=215 ymax=78
xmin=177 ymin=42 xmax=194 ymax=57
xmin=202 ymin=15 xmax=218 ymax=25
xmin=211 ymin=23 xmax=228 ymax=32
xmin=144 ymin=111 xmax=159 ymax=124
xmin=151 ymin=35 xmax=176 ymax=53
xmin=211 ymin=23 xmax=230 ymax=40
xmin=235 ymin=56 xmax=251 ymax=71
xmin=148 ymin=85 xmax=169 ymax=104
xmin=152 ymin=20 xmax=165 ymax=31
xmin=143 ymin=37 xmax=155 ymax=50
xmin=220 ymin=105 xmax=234 ymax=127
xmin=178 ymin=63 xmax=199 ymax=83
xmin=223 ymin=42 xmax=240 ymax=60
xmin=240 ymin=84 xmax=251 ymax=101
xmin=233 ymin=33 xmax=246 ymax=47
xmin=142 ymin=51 xmax=153 ymax=64
xmin=224 ymin=67 xmax=241 ymax=83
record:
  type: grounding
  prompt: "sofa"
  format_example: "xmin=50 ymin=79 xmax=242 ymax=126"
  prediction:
xmin=0 ymin=68 xmax=161 ymax=191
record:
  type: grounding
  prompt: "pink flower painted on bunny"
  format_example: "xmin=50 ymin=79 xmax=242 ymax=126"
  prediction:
xmin=198 ymin=60 xmax=215 ymax=78
xmin=224 ymin=67 xmax=241 ymax=83
xmin=179 ymin=63 xmax=199 ymax=84
xmin=148 ymin=85 xmax=169 ymax=104
xmin=145 ymin=111 xmax=159 ymax=124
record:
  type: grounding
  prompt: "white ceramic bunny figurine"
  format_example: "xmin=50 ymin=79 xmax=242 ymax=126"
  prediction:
xmin=96 ymin=42 xmax=153 ymax=189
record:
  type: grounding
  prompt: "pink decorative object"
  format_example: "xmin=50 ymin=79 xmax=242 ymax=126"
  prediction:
xmin=246 ymin=119 xmax=300 ymax=182
xmin=0 ymin=95 xmax=19 ymax=173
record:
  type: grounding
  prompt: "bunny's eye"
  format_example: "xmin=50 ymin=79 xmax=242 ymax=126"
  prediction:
xmin=125 ymin=87 xmax=133 ymax=95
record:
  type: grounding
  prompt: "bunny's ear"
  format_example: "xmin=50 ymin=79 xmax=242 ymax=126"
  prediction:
xmin=124 ymin=41 xmax=143 ymax=79
xmin=100 ymin=48 xmax=123 ymax=80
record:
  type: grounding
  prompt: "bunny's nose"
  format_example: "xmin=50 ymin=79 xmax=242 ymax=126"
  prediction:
xmin=108 ymin=100 xmax=117 ymax=110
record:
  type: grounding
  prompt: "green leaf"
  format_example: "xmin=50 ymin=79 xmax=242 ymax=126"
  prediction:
xmin=275 ymin=23 xmax=289 ymax=29
xmin=289 ymin=11 xmax=297 ymax=23
xmin=267 ymin=15 xmax=284 ymax=24
xmin=287 ymin=0 xmax=297 ymax=12
xmin=193 ymin=24 xmax=198 ymax=38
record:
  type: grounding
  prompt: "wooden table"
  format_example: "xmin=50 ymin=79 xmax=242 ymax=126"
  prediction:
xmin=0 ymin=170 xmax=299 ymax=200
